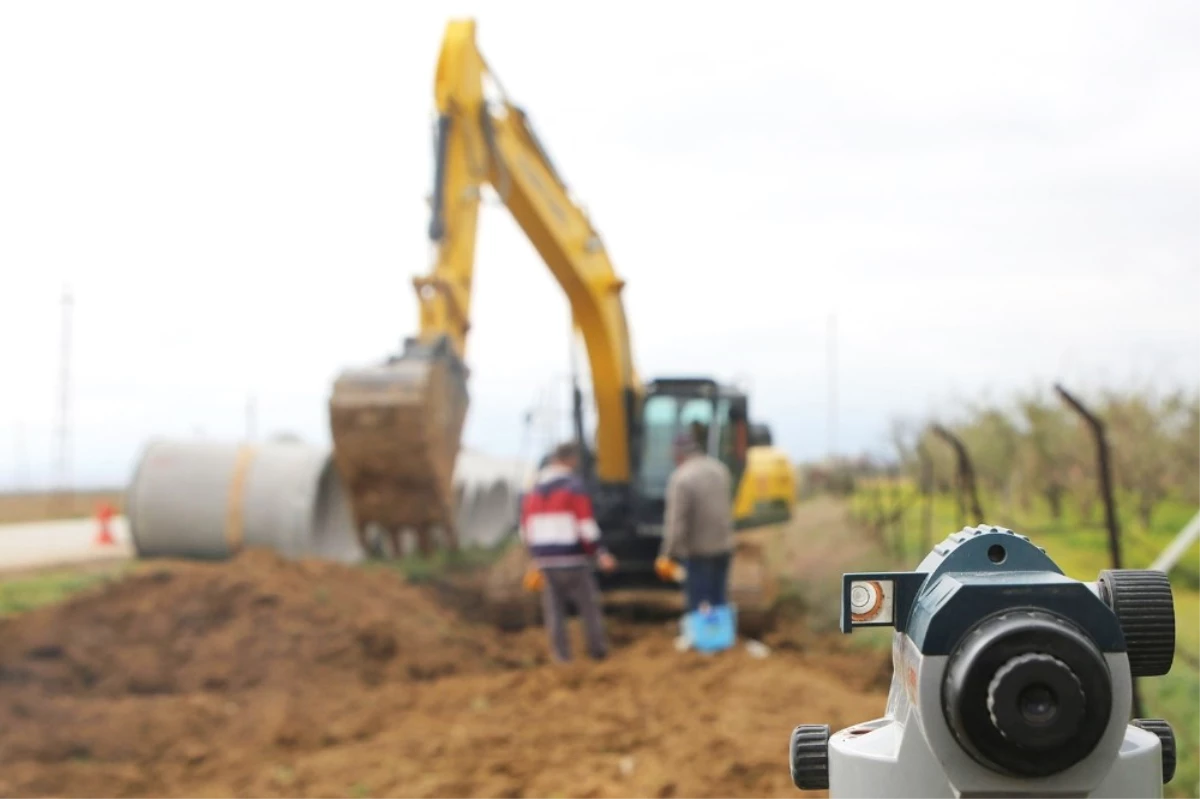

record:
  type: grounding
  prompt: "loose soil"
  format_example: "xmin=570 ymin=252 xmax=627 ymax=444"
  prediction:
xmin=0 ymin=502 xmax=891 ymax=798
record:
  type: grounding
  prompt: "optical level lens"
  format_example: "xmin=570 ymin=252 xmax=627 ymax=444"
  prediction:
xmin=1018 ymin=683 xmax=1058 ymax=726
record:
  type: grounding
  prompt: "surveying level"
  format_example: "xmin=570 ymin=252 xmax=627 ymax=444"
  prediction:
xmin=789 ymin=525 xmax=1177 ymax=798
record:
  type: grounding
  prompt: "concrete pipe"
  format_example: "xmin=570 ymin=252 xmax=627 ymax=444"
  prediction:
xmin=490 ymin=478 xmax=521 ymax=532
xmin=455 ymin=450 xmax=533 ymax=491
xmin=309 ymin=457 xmax=366 ymax=562
xmin=450 ymin=451 xmax=529 ymax=549
xmin=453 ymin=483 xmax=466 ymax=522
xmin=126 ymin=438 xmax=362 ymax=563
xmin=456 ymin=478 xmax=519 ymax=548
xmin=453 ymin=482 xmax=480 ymax=541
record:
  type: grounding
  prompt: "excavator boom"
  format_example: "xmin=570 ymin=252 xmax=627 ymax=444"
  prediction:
xmin=330 ymin=19 xmax=639 ymax=548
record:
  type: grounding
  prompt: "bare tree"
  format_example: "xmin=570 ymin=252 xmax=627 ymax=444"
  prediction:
xmin=1103 ymin=390 xmax=1173 ymax=528
xmin=1163 ymin=390 xmax=1200 ymax=506
xmin=1015 ymin=393 xmax=1079 ymax=521
xmin=1055 ymin=384 xmax=1124 ymax=570
xmin=931 ymin=424 xmax=985 ymax=525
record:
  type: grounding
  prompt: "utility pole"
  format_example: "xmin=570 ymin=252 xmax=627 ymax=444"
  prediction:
xmin=827 ymin=313 xmax=838 ymax=463
xmin=53 ymin=286 xmax=73 ymax=512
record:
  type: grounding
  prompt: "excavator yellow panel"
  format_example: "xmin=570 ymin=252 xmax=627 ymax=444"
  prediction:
xmin=734 ymin=446 xmax=797 ymax=527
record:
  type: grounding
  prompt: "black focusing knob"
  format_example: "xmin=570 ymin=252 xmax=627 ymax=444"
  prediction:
xmin=789 ymin=724 xmax=830 ymax=790
xmin=1097 ymin=569 xmax=1175 ymax=677
xmin=1132 ymin=718 xmax=1176 ymax=784
xmin=987 ymin=653 xmax=1086 ymax=750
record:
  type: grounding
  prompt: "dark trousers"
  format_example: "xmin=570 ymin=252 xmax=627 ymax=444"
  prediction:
xmin=541 ymin=565 xmax=608 ymax=662
xmin=684 ymin=552 xmax=732 ymax=613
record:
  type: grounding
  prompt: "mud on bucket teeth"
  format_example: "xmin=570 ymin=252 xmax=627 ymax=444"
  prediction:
xmin=328 ymin=337 xmax=469 ymax=551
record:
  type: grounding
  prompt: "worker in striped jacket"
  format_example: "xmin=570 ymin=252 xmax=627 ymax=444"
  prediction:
xmin=520 ymin=440 xmax=617 ymax=663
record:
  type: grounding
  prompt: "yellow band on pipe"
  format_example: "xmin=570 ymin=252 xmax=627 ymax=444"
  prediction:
xmin=224 ymin=445 xmax=257 ymax=554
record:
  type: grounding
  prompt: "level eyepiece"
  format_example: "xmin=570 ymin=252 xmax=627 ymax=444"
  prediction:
xmin=942 ymin=610 xmax=1112 ymax=778
xmin=986 ymin=652 xmax=1086 ymax=749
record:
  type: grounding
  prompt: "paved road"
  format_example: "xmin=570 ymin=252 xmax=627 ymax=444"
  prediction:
xmin=0 ymin=515 xmax=133 ymax=574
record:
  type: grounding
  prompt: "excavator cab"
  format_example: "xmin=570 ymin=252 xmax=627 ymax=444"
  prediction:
xmin=591 ymin=377 xmax=760 ymax=590
xmin=587 ymin=377 xmax=782 ymax=631
xmin=632 ymin=378 xmax=751 ymax=524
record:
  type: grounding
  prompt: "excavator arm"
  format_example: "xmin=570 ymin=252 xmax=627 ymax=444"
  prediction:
xmin=427 ymin=19 xmax=640 ymax=482
xmin=329 ymin=19 xmax=641 ymax=548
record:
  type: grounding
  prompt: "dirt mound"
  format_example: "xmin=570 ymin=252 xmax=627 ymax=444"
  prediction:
xmin=0 ymin=511 xmax=893 ymax=798
xmin=0 ymin=550 xmax=557 ymax=798
xmin=237 ymin=628 xmax=891 ymax=799
xmin=0 ymin=549 xmax=533 ymax=699
xmin=0 ymin=623 xmax=887 ymax=798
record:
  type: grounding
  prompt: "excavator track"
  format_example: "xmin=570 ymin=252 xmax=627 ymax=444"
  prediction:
xmin=475 ymin=533 xmax=779 ymax=638
xmin=328 ymin=338 xmax=469 ymax=556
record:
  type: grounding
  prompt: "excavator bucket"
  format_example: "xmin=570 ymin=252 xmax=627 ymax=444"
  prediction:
xmin=328 ymin=337 xmax=469 ymax=554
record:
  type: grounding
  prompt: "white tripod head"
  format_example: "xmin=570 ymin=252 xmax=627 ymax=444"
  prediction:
xmin=789 ymin=525 xmax=1177 ymax=798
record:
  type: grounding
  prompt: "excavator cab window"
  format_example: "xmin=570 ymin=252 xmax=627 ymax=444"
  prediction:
xmin=636 ymin=394 xmax=716 ymax=499
xmin=635 ymin=391 xmax=752 ymax=503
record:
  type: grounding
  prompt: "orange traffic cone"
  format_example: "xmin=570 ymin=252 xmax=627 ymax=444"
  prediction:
xmin=94 ymin=502 xmax=116 ymax=546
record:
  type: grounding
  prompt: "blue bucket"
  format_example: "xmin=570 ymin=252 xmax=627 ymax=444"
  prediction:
xmin=684 ymin=604 xmax=737 ymax=652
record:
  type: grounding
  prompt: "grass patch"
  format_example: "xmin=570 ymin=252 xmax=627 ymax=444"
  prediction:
xmin=363 ymin=533 xmax=518 ymax=584
xmin=850 ymin=486 xmax=1196 ymax=565
xmin=0 ymin=565 xmax=128 ymax=616
xmin=1144 ymin=662 xmax=1200 ymax=798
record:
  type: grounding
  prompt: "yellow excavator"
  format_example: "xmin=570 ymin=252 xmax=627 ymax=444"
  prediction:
xmin=328 ymin=18 xmax=796 ymax=628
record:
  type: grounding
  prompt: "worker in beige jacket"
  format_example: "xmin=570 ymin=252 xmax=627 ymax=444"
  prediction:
xmin=655 ymin=430 xmax=736 ymax=613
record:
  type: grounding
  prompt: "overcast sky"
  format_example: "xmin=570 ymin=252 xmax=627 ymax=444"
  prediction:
xmin=2 ymin=1 xmax=1198 ymax=489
